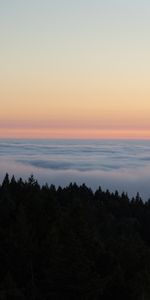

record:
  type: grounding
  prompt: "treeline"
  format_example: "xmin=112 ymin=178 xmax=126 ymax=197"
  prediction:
xmin=0 ymin=174 xmax=150 ymax=299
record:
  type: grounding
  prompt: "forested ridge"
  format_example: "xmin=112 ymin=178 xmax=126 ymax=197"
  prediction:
xmin=0 ymin=174 xmax=150 ymax=299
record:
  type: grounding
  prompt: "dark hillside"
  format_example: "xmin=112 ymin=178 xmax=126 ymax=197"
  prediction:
xmin=0 ymin=174 xmax=150 ymax=299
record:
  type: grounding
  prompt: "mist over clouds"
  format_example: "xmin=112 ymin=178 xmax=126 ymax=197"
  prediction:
xmin=0 ymin=139 xmax=150 ymax=200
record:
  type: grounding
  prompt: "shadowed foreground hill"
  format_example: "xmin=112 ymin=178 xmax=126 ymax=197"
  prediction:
xmin=0 ymin=174 xmax=150 ymax=299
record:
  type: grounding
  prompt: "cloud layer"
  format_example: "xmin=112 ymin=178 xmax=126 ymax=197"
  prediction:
xmin=0 ymin=139 xmax=150 ymax=200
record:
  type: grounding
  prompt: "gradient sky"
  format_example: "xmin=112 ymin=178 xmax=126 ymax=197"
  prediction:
xmin=0 ymin=0 xmax=150 ymax=138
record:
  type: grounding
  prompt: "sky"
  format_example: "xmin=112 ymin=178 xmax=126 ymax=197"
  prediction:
xmin=0 ymin=0 xmax=150 ymax=139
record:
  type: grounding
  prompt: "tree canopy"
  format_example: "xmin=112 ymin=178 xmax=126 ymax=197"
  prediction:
xmin=0 ymin=174 xmax=150 ymax=299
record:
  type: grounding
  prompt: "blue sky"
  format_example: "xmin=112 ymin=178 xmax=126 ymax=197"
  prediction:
xmin=0 ymin=0 xmax=150 ymax=138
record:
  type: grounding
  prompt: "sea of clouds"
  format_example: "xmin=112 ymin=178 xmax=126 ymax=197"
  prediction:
xmin=0 ymin=139 xmax=150 ymax=200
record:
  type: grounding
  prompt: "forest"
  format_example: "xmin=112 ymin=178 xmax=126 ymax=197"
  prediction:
xmin=0 ymin=173 xmax=150 ymax=299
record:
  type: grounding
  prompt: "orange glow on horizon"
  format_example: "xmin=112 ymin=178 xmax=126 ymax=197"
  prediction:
xmin=1 ymin=128 xmax=150 ymax=140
